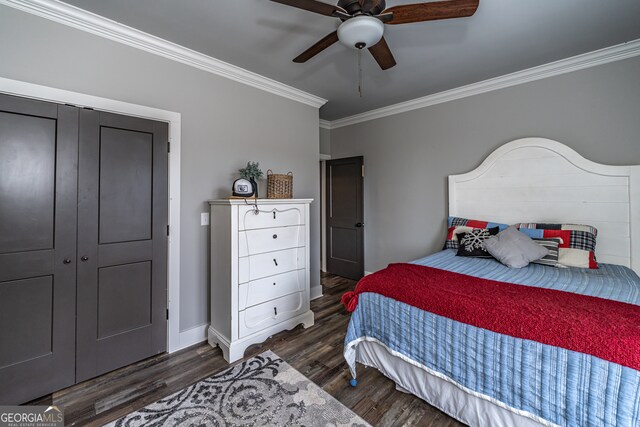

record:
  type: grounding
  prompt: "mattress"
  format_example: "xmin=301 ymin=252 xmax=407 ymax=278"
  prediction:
xmin=355 ymin=339 xmax=546 ymax=427
xmin=344 ymin=250 xmax=640 ymax=427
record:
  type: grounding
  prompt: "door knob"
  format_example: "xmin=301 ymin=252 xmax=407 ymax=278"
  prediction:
xmin=63 ymin=258 xmax=72 ymax=264
xmin=355 ymin=222 xmax=364 ymax=228
xmin=81 ymin=256 xmax=89 ymax=262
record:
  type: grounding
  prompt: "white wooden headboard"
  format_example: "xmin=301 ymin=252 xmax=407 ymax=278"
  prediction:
xmin=449 ymin=138 xmax=640 ymax=274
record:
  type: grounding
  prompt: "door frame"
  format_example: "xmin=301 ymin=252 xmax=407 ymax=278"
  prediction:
xmin=0 ymin=76 xmax=187 ymax=353
xmin=319 ymin=154 xmax=330 ymax=272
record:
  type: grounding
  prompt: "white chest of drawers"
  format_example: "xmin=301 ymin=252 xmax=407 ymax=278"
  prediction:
xmin=208 ymin=199 xmax=314 ymax=362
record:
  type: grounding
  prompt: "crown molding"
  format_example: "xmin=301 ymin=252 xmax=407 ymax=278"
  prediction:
xmin=0 ymin=0 xmax=327 ymax=108
xmin=326 ymin=38 xmax=640 ymax=129
xmin=319 ymin=119 xmax=332 ymax=130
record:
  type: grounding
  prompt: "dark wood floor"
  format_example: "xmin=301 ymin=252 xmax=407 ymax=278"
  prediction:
xmin=29 ymin=273 xmax=465 ymax=427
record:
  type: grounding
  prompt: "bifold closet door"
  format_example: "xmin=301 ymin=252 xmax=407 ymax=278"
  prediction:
xmin=0 ymin=95 xmax=78 ymax=404
xmin=76 ymin=110 xmax=168 ymax=382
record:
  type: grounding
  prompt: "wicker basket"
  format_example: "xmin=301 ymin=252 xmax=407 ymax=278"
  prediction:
xmin=266 ymin=170 xmax=293 ymax=199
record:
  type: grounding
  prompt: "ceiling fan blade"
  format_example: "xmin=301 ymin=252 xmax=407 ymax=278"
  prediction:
xmin=368 ymin=37 xmax=396 ymax=70
xmin=270 ymin=0 xmax=348 ymax=17
xmin=375 ymin=12 xmax=394 ymax=23
xmin=382 ymin=0 xmax=479 ymax=25
xmin=293 ymin=31 xmax=339 ymax=63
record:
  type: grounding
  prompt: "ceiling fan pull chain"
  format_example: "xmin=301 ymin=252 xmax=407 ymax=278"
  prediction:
xmin=358 ymin=48 xmax=363 ymax=98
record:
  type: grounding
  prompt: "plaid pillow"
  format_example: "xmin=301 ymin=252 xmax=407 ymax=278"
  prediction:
xmin=444 ymin=216 xmax=508 ymax=250
xmin=515 ymin=223 xmax=598 ymax=269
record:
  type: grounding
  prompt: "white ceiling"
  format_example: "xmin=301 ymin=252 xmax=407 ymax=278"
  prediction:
xmin=60 ymin=0 xmax=640 ymax=121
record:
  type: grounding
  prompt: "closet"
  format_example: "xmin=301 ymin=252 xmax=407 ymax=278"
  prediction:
xmin=0 ymin=93 xmax=168 ymax=404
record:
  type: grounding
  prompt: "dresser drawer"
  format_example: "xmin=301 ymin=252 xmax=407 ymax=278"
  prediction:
xmin=239 ymin=204 xmax=304 ymax=230
xmin=239 ymin=247 xmax=304 ymax=283
xmin=238 ymin=269 xmax=305 ymax=310
xmin=239 ymin=291 xmax=307 ymax=338
xmin=239 ymin=225 xmax=305 ymax=257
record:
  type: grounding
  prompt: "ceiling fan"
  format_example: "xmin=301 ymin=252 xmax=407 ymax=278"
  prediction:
xmin=270 ymin=0 xmax=480 ymax=70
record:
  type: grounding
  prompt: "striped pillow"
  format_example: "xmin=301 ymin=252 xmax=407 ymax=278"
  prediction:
xmin=531 ymin=238 xmax=563 ymax=267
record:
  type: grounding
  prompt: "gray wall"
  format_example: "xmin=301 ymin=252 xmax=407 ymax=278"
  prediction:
xmin=331 ymin=56 xmax=640 ymax=272
xmin=0 ymin=6 xmax=321 ymax=333
xmin=320 ymin=128 xmax=331 ymax=155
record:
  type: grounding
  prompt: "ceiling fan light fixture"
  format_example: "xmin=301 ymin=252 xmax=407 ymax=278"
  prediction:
xmin=337 ymin=16 xmax=384 ymax=49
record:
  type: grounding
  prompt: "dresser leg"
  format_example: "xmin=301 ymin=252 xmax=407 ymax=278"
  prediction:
xmin=228 ymin=342 xmax=251 ymax=363
xmin=301 ymin=311 xmax=315 ymax=329
xmin=208 ymin=326 xmax=231 ymax=362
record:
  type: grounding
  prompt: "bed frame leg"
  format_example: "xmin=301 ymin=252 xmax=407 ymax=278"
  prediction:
xmin=349 ymin=378 xmax=358 ymax=387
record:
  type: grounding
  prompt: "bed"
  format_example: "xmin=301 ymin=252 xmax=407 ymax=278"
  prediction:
xmin=343 ymin=138 xmax=640 ymax=427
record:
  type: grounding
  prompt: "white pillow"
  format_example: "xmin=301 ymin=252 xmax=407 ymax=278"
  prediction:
xmin=484 ymin=226 xmax=549 ymax=268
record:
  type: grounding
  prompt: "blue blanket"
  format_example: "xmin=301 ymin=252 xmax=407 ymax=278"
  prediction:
xmin=344 ymin=250 xmax=640 ymax=427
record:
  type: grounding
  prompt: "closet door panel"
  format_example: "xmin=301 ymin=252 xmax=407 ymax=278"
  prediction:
xmin=0 ymin=96 xmax=77 ymax=404
xmin=0 ymin=277 xmax=53 ymax=367
xmin=97 ymin=262 xmax=152 ymax=339
xmin=99 ymin=127 xmax=153 ymax=243
xmin=0 ymin=113 xmax=55 ymax=253
xmin=76 ymin=110 xmax=168 ymax=382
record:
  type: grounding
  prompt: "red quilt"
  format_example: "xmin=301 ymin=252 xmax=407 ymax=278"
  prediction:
xmin=342 ymin=263 xmax=640 ymax=371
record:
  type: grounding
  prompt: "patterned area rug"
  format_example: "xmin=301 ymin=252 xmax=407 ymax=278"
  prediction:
xmin=105 ymin=350 xmax=370 ymax=426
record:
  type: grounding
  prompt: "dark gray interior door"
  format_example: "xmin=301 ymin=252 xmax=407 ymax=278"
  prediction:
xmin=326 ymin=156 xmax=364 ymax=280
xmin=76 ymin=110 xmax=168 ymax=382
xmin=0 ymin=95 xmax=78 ymax=404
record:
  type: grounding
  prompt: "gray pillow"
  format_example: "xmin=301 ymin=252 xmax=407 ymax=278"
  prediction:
xmin=484 ymin=226 xmax=549 ymax=268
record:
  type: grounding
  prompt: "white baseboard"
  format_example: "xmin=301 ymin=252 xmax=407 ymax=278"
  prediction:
xmin=173 ymin=324 xmax=208 ymax=353
xmin=310 ymin=285 xmax=323 ymax=300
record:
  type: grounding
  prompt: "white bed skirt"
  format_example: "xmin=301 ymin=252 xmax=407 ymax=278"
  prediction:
xmin=354 ymin=340 xmax=557 ymax=427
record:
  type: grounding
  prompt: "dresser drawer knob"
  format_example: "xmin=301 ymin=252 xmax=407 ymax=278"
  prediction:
xmin=273 ymin=282 xmax=276 ymax=286
xmin=273 ymin=234 xmax=278 ymax=239
xmin=273 ymin=211 xmax=276 ymax=219
xmin=273 ymin=259 xmax=278 ymax=266
xmin=274 ymin=307 xmax=278 ymax=316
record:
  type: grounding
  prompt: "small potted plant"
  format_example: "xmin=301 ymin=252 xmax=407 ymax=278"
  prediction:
xmin=238 ymin=161 xmax=264 ymax=198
